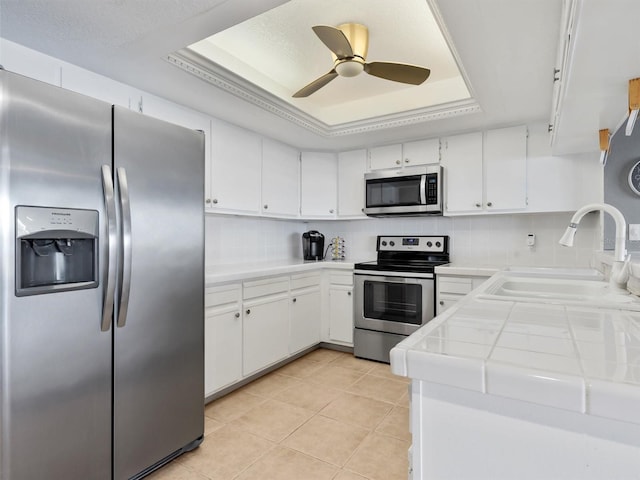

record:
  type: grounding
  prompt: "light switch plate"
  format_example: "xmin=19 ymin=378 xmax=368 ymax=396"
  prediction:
xmin=630 ymin=224 xmax=640 ymax=241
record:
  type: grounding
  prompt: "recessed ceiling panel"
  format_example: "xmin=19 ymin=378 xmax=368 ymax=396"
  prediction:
xmin=178 ymin=0 xmax=476 ymax=133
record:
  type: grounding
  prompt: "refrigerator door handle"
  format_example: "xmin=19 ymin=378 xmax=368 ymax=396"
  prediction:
xmin=101 ymin=165 xmax=117 ymax=332
xmin=116 ymin=167 xmax=132 ymax=328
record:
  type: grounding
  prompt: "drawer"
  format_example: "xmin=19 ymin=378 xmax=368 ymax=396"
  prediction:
xmin=291 ymin=272 xmax=321 ymax=290
xmin=328 ymin=272 xmax=353 ymax=286
xmin=205 ymin=283 xmax=241 ymax=308
xmin=243 ymin=275 xmax=289 ymax=300
xmin=438 ymin=277 xmax=473 ymax=295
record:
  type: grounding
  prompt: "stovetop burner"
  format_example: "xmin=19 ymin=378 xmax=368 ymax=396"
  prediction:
xmin=354 ymin=235 xmax=450 ymax=273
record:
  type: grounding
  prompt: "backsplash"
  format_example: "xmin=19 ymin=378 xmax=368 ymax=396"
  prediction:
xmin=205 ymin=212 xmax=600 ymax=268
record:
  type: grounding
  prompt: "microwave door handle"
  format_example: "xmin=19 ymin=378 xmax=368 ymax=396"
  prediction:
xmin=101 ymin=165 xmax=117 ymax=332
xmin=420 ymin=175 xmax=427 ymax=204
xmin=116 ymin=167 xmax=132 ymax=328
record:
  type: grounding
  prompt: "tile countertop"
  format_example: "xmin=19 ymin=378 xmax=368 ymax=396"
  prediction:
xmin=205 ymin=259 xmax=356 ymax=286
xmin=390 ymin=270 xmax=640 ymax=426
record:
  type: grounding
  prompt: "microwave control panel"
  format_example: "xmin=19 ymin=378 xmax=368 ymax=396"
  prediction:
xmin=425 ymin=173 xmax=439 ymax=205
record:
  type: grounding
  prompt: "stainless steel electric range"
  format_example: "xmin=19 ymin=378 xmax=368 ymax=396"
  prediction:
xmin=353 ymin=235 xmax=450 ymax=363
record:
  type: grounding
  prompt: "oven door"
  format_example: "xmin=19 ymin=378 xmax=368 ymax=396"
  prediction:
xmin=354 ymin=270 xmax=435 ymax=336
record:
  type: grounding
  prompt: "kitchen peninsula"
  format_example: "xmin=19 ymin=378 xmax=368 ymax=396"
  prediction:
xmin=391 ymin=269 xmax=640 ymax=480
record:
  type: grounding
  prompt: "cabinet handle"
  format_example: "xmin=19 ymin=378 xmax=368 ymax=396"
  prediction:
xmin=329 ymin=209 xmax=334 ymax=214
xmin=439 ymin=300 xmax=444 ymax=305
xmin=487 ymin=202 xmax=493 ymax=207
xmin=404 ymin=158 xmax=409 ymax=163
xmin=245 ymin=309 xmax=251 ymax=315
xmin=205 ymin=198 xmax=212 ymax=204
xmin=395 ymin=159 xmax=401 ymax=165
xmin=292 ymin=298 xmax=297 ymax=303
xmin=347 ymin=291 xmax=352 ymax=296
xmin=235 ymin=312 xmax=240 ymax=318
xmin=212 ymin=198 xmax=218 ymax=204
xmin=264 ymin=204 xmax=268 ymax=210
xmin=475 ymin=203 xmax=481 ymax=208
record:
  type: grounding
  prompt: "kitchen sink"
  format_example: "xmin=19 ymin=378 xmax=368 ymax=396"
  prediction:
xmin=479 ymin=275 xmax=640 ymax=309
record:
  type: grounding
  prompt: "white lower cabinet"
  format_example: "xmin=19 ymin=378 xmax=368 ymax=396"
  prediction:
xmin=243 ymin=294 xmax=290 ymax=376
xmin=326 ymin=270 xmax=354 ymax=345
xmin=436 ymin=274 xmax=492 ymax=315
xmin=204 ymin=284 xmax=242 ymax=397
xmin=329 ymin=286 xmax=354 ymax=344
xmin=290 ymin=287 xmax=321 ymax=354
xmin=242 ymin=276 xmax=290 ymax=376
xmin=205 ymin=268 xmax=353 ymax=398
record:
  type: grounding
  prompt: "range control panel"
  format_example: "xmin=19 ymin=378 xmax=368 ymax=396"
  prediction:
xmin=376 ymin=235 xmax=448 ymax=253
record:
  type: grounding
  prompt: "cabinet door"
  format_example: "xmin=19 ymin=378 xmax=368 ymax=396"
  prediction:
xmin=402 ymin=138 xmax=440 ymax=167
xmin=204 ymin=305 xmax=242 ymax=396
xmin=290 ymin=288 xmax=321 ymax=353
xmin=369 ymin=144 xmax=402 ymax=170
xmin=243 ymin=295 xmax=290 ymax=376
xmin=328 ymin=286 xmax=354 ymax=345
xmin=300 ymin=152 xmax=337 ymax=218
xmin=441 ymin=132 xmax=483 ymax=214
xmin=484 ymin=126 xmax=527 ymax=212
xmin=210 ymin=119 xmax=262 ymax=214
xmin=338 ymin=149 xmax=367 ymax=217
xmin=261 ymin=139 xmax=300 ymax=217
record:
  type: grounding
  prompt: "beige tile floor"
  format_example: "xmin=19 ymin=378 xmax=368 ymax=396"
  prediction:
xmin=148 ymin=348 xmax=411 ymax=480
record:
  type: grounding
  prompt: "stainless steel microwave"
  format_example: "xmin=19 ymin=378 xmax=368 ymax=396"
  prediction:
xmin=363 ymin=164 xmax=443 ymax=216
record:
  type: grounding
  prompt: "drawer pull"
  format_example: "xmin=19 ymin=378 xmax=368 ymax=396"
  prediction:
xmin=439 ymin=300 xmax=444 ymax=305
xmin=235 ymin=312 xmax=240 ymax=318
xmin=246 ymin=309 xmax=251 ymax=315
xmin=292 ymin=298 xmax=297 ymax=303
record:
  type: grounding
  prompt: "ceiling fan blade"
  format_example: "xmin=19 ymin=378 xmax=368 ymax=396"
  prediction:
xmin=312 ymin=25 xmax=354 ymax=59
xmin=364 ymin=62 xmax=431 ymax=85
xmin=292 ymin=70 xmax=339 ymax=98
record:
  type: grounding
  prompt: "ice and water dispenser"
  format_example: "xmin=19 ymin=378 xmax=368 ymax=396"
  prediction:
xmin=15 ymin=206 xmax=99 ymax=296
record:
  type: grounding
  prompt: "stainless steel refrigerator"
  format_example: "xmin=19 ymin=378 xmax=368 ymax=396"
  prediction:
xmin=0 ymin=69 xmax=205 ymax=479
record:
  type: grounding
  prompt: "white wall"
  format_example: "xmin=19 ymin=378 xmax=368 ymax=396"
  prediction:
xmin=205 ymin=212 xmax=601 ymax=268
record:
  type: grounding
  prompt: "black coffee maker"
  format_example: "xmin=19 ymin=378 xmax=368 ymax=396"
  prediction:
xmin=302 ymin=230 xmax=325 ymax=261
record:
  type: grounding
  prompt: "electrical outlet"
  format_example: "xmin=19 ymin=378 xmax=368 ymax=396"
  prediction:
xmin=527 ymin=233 xmax=536 ymax=247
xmin=630 ymin=224 xmax=640 ymax=241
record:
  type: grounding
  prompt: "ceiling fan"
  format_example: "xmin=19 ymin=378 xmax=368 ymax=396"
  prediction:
xmin=292 ymin=23 xmax=431 ymax=98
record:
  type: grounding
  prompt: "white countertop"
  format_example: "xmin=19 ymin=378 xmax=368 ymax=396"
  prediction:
xmin=391 ymin=270 xmax=640 ymax=425
xmin=205 ymin=259 xmax=355 ymax=286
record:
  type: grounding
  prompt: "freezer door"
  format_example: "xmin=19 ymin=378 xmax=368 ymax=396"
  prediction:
xmin=112 ymin=107 xmax=205 ymax=479
xmin=0 ymin=71 xmax=113 ymax=479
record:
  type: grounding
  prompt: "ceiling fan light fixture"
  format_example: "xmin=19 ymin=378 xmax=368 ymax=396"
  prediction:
xmin=335 ymin=58 xmax=364 ymax=77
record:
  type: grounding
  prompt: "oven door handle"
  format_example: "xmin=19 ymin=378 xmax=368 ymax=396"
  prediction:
xmin=354 ymin=270 xmax=434 ymax=280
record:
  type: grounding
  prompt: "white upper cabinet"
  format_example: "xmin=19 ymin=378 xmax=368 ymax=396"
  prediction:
xmin=261 ymin=139 xmax=300 ymax=218
xmin=442 ymin=127 xmax=527 ymax=215
xmin=369 ymin=139 xmax=440 ymax=171
xmin=369 ymin=144 xmax=403 ymax=170
xmin=483 ymin=125 xmax=528 ymax=212
xmin=300 ymin=152 xmax=338 ymax=218
xmin=441 ymin=132 xmax=484 ymax=214
xmin=402 ymin=138 xmax=440 ymax=167
xmin=210 ymin=119 xmax=262 ymax=214
xmin=338 ymin=149 xmax=367 ymax=218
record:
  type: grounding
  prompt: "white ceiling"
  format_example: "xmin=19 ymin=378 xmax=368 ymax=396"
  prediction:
xmin=184 ymin=0 xmax=472 ymax=128
xmin=1 ymin=0 xmax=635 ymax=154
